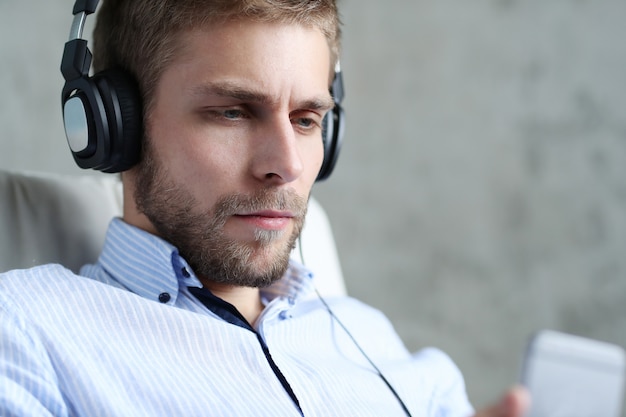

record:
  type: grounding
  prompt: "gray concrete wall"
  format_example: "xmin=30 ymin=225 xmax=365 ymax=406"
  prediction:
xmin=2 ymin=0 xmax=625 ymax=411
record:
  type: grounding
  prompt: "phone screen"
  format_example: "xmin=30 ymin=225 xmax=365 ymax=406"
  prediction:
xmin=520 ymin=330 xmax=625 ymax=417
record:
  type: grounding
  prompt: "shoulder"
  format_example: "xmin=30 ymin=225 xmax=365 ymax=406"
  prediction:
xmin=1 ymin=264 xmax=78 ymax=290
xmin=318 ymin=295 xmax=396 ymax=328
xmin=0 ymin=266 xmax=74 ymax=415
xmin=1 ymin=265 xmax=76 ymax=319
xmin=302 ymin=295 xmax=412 ymax=358
xmin=0 ymin=264 xmax=123 ymax=316
xmin=0 ymin=265 xmax=82 ymax=359
xmin=1 ymin=264 xmax=96 ymax=295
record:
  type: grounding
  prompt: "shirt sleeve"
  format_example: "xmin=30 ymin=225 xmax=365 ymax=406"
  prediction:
xmin=0 ymin=291 xmax=68 ymax=417
xmin=412 ymin=347 xmax=475 ymax=417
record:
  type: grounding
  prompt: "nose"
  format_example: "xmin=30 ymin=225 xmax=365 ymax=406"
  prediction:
xmin=252 ymin=117 xmax=304 ymax=184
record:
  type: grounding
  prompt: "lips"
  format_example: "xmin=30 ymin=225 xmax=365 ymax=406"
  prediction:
xmin=238 ymin=209 xmax=295 ymax=218
xmin=233 ymin=210 xmax=295 ymax=231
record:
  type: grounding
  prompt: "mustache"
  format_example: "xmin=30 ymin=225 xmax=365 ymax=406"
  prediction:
xmin=213 ymin=188 xmax=309 ymax=222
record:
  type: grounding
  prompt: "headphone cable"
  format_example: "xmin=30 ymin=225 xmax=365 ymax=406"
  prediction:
xmin=298 ymin=238 xmax=413 ymax=417
xmin=313 ymin=287 xmax=413 ymax=417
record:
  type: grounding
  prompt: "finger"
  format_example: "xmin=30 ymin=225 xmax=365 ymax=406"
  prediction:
xmin=473 ymin=386 xmax=530 ymax=417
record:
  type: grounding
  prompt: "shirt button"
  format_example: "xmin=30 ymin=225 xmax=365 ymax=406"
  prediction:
xmin=158 ymin=292 xmax=171 ymax=303
xmin=279 ymin=311 xmax=290 ymax=320
xmin=181 ymin=267 xmax=190 ymax=278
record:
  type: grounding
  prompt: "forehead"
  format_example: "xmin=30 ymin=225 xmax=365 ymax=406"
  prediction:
xmin=154 ymin=20 xmax=334 ymax=109
xmin=169 ymin=20 xmax=333 ymax=82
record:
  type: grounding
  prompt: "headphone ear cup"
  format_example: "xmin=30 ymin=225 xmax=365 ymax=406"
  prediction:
xmin=91 ymin=69 xmax=143 ymax=173
xmin=317 ymin=103 xmax=344 ymax=182
xmin=316 ymin=68 xmax=345 ymax=182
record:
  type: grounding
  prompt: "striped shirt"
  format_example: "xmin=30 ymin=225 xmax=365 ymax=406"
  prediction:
xmin=0 ymin=218 xmax=474 ymax=417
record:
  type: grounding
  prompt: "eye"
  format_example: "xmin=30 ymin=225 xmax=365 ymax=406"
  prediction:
xmin=294 ymin=117 xmax=314 ymax=128
xmin=291 ymin=111 xmax=323 ymax=133
xmin=199 ymin=107 xmax=250 ymax=123
xmin=222 ymin=109 xmax=245 ymax=120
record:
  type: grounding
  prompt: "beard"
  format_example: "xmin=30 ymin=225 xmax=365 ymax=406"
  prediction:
xmin=133 ymin=144 xmax=308 ymax=288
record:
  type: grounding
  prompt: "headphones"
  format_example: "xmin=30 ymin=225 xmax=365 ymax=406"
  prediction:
xmin=60 ymin=0 xmax=345 ymax=180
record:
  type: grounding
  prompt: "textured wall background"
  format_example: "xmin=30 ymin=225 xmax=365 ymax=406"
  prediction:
xmin=2 ymin=0 xmax=625 ymax=411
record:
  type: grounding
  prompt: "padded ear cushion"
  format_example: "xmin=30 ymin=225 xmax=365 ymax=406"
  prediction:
xmin=316 ymin=69 xmax=345 ymax=182
xmin=317 ymin=103 xmax=344 ymax=182
xmin=92 ymin=69 xmax=143 ymax=173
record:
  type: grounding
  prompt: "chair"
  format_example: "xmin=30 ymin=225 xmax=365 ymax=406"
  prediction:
xmin=0 ymin=170 xmax=346 ymax=296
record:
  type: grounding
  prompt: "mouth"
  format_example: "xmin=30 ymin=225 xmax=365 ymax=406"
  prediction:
xmin=233 ymin=210 xmax=295 ymax=231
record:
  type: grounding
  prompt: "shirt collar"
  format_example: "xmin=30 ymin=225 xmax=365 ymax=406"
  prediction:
xmin=261 ymin=261 xmax=315 ymax=305
xmin=92 ymin=218 xmax=315 ymax=305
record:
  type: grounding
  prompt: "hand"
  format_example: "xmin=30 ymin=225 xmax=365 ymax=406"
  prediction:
xmin=472 ymin=386 xmax=530 ymax=417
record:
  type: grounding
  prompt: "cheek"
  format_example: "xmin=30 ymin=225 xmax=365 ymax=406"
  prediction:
xmin=170 ymin=144 xmax=241 ymax=197
xmin=309 ymin=138 xmax=326 ymax=179
xmin=150 ymin=115 xmax=236 ymax=172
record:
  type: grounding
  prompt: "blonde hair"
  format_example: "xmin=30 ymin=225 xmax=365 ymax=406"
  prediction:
xmin=93 ymin=0 xmax=341 ymax=113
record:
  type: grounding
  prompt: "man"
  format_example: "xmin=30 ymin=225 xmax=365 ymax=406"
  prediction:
xmin=0 ymin=0 xmax=528 ymax=415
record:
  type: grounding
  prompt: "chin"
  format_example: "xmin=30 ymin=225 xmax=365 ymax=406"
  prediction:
xmin=244 ymin=239 xmax=294 ymax=285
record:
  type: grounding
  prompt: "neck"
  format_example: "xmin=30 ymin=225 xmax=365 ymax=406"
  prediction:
xmin=201 ymin=280 xmax=264 ymax=325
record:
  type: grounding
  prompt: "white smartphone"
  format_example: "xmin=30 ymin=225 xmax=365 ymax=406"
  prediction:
xmin=520 ymin=330 xmax=626 ymax=417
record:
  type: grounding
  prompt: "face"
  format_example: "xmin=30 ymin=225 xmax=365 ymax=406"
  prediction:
xmin=131 ymin=20 xmax=334 ymax=288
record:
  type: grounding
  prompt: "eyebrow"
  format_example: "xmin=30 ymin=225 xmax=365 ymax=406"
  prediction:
xmin=189 ymin=81 xmax=336 ymax=112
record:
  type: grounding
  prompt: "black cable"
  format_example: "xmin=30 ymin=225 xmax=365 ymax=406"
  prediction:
xmin=298 ymin=237 xmax=413 ymax=417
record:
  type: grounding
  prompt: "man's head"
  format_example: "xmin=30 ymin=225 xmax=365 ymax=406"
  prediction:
xmin=91 ymin=1 xmax=341 ymax=288
xmin=93 ymin=0 xmax=341 ymax=115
